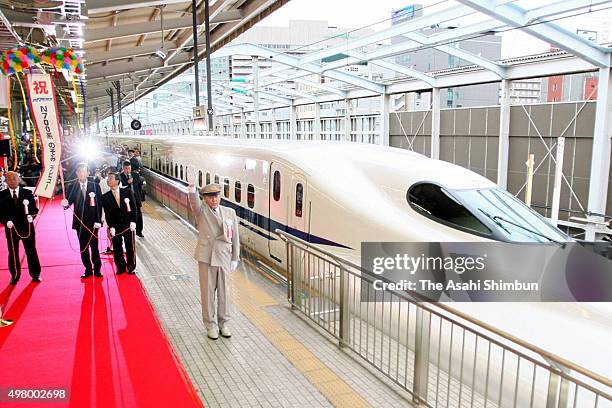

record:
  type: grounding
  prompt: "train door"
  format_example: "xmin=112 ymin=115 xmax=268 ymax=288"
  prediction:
xmin=289 ymin=173 xmax=309 ymax=238
xmin=269 ymin=163 xmax=288 ymax=263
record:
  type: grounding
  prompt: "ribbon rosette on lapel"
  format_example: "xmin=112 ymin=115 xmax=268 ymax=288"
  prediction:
xmin=89 ymin=191 xmax=96 ymax=206
xmin=224 ymin=218 xmax=233 ymax=240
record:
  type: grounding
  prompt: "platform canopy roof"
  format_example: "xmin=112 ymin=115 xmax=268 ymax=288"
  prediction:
xmin=104 ymin=0 xmax=612 ymax=122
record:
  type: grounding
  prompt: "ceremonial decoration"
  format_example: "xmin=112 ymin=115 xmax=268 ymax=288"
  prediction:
xmin=23 ymin=199 xmax=29 ymax=215
xmin=1 ymin=46 xmax=83 ymax=76
xmin=25 ymin=72 xmax=63 ymax=198
xmin=124 ymin=197 xmax=131 ymax=213
xmin=0 ymin=46 xmax=40 ymax=75
xmin=89 ymin=191 xmax=96 ymax=207
xmin=40 ymin=47 xmax=83 ymax=74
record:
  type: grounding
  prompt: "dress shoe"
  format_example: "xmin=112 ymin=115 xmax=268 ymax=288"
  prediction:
xmin=9 ymin=278 xmax=18 ymax=285
xmin=137 ymin=233 xmax=144 ymax=238
xmin=32 ymin=277 xmax=42 ymax=283
xmin=103 ymin=248 xmax=113 ymax=255
xmin=81 ymin=271 xmax=92 ymax=279
xmin=207 ymin=327 xmax=219 ymax=340
xmin=219 ymin=325 xmax=232 ymax=338
xmin=128 ymin=270 xmax=136 ymax=275
xmin=116 ymin=269 xmax=126 ymax=275
xmin=94 ymin=271 xmax=103 ymax=278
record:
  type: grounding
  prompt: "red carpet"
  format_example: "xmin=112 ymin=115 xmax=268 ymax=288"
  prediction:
xmin=0 ymin=198 xmax=203 ymax=408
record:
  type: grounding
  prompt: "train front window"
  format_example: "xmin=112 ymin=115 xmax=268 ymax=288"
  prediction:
xmin=408 ymin=183 xmax=491 ymax=235
xmin=454 ymin=188 xmax=568 ymax=243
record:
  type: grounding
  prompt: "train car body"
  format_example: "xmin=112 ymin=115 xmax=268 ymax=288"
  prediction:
xmin=108 ymin=134 xmax=569 ymax=271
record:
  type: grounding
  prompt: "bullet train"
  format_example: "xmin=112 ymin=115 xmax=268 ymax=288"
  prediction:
xmin=106 ymin=135 xmax=612 ymax=399
xmin=108 ymin=134 xmax=569 ymax=270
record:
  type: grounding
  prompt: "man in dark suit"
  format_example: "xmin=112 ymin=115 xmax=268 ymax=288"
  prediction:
xmin=0 ymin=171 xmax=41 ymax=284
xmin=101 ymin=172 xmax=137 ymax=274
xmin=62 ymin=163 xmax=103 ymax=278
xmin=119 ymin=161 xmax=144 ymax=238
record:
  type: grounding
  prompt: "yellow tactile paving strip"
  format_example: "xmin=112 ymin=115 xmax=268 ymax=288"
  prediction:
xmin=232 ymin=273 xmax=372 ymax=408
xmin=141 ymin=202 xmax=372 ymax=408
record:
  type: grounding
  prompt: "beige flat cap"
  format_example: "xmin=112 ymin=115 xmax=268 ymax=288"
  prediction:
xmin=202 ymin=183 xmax=222 ymax=195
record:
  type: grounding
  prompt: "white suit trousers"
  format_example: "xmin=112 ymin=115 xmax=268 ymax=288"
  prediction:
xmin=198 ymin=262 xmax=231 ymax=328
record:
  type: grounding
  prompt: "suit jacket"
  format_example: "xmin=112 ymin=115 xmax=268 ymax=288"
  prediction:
xmin=101 ymin=188 xmax=137 ymax=230
xmin=0 ymin=186 xmax=39 ymax=233
xmin=188 ymin=190 xmax=240 ymax=270
xmin=66 ymin=180 xmax=102 ymax=229
xmin=119 ymin=171 xmax=142 ymax=207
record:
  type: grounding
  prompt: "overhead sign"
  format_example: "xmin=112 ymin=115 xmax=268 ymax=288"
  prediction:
xmin=576 ymin=29 xmax=597 ymax=43
xmin=392 ymin=5 xmax=415 ymax=24
xmin=25 ymin=72 xmax=62 ymax=198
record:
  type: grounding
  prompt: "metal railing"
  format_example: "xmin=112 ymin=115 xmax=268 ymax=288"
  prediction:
xmin=276 ymin=230 xmax=612 ymax=408
xmin=142 ymin=168 xmax=196 ymax=227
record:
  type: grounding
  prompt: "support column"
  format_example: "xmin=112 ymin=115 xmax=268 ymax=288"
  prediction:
xmin=314 ymin=102 xmax=321 ymax=141
xmin=107 ymin=89 xmax=116 ymax=133
xmin=204 ymin=0 xmax=214 ymax=131
xmin=380 ymin=92 xmax=391 ymax=146
xmin=498 ymin=79 xmax=511 ymax=189
xmin=271 ymin=108 xmax=277 ymax=139
xmin=344 ymin=98 xmax=351 ymax=141
xmin=229 ymin=114 xmax=235 ymax=138
xmin=113 ymin=81 xmax=123 ymax=133
xmin=431 ymin=87 xmax=440 ymax=160
xmin=290 ymin=100 xmax=297 ymax=140
xmin=94 ymin=107 xmax=100 ymax=135
xmin=252 ymin=56 xmax=260 ymax=139
xmin=240 ymin=107 xmax=246 ymax=139
xmin=586 ymin=66 xmax=612 ymax=240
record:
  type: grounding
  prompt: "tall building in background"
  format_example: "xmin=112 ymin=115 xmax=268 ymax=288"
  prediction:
xmin=391 ymin=4 xmax=502 ymax=110
xmin=508 ymin=78 xmax=542 ymax=104
xmin=539 ymin=40 xmax=600 ymax=103
xmin=226 ymin=20 xmax=378 ymax=119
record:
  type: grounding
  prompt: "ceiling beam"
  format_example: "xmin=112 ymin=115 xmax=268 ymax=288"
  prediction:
xmin=87 ymin=0 xmax=190 ymax=15
xmin=86 ymin=16 xmax=192 ymax=43
xmin=456 ymin=0 xmax=612 ymax=68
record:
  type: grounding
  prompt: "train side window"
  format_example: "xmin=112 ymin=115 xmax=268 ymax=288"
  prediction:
xmin=198 ymin=171 xmax=203 ymax=188
xmin=295 ymin=183 xmax=303 ymax=218
xmin=223 ymin=178 xmax=230 ymax=198
xmin=235 ymin=181 xmax=241 ymax=203
xmin=170 ymin=162 xmax=173 ymax=176
xmin=206 ymin=172 xmax=210 ymax=185
xmin=180 ymin=165 xmax=184 ymax=180
xmin=407 ymin=183 xmax=491 ymax=235
xmin=247 ymin=184 xmax=255 ymax=209
xmin=214 ymin=174 xmax=219 ymax=184
xmin=273 ymin=170 xmax=281 ymax=201
xmin=174 ymin=164 xmax=178 ymax=178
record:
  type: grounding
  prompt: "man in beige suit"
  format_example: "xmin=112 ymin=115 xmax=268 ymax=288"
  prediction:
xmin=188 ymin=182 xmax=240 ymax=340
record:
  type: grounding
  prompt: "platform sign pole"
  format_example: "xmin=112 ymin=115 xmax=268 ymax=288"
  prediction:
xmin=192 ymin=0 xmax=200 ymax=108
xmin=204 ymin=0 xmax=213 ymax=131
xmin=253 ymin=57 xmax=260 ymax=139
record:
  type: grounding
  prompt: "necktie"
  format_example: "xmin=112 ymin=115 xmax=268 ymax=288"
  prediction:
xmin=12 ymin=190 xmax=17 ymax=204
xmin=113 ymin=189 xmax=120 ymax=206
xmin=81 ymin=183 xmax=86 ymax=200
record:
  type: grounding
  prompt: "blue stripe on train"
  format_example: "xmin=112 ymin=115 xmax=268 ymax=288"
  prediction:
xmin=220 ymin=198 xmax=351 ymax=249
xmin=143 ymin=168 xmax=351 ymax=250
